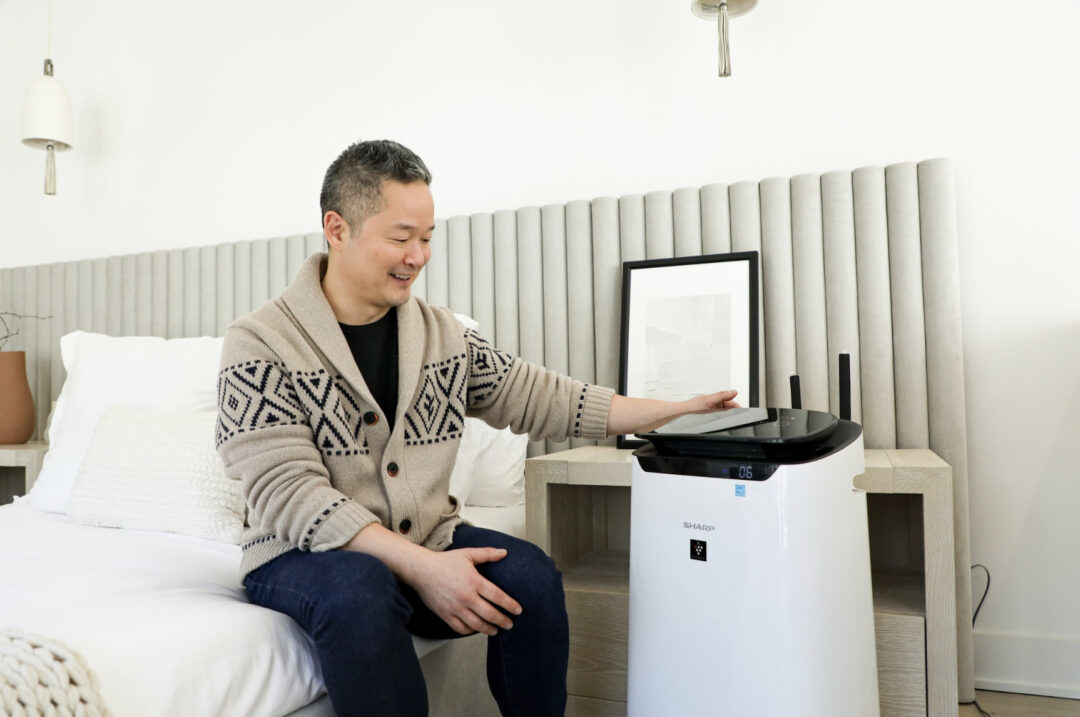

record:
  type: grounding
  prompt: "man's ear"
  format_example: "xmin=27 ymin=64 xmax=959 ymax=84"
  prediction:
xmin=323 ymin=211 xmax=350 ymax=252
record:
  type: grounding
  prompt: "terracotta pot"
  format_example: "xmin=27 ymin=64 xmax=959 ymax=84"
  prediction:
xmin=0 ymin=351 xmax=35 ymax=444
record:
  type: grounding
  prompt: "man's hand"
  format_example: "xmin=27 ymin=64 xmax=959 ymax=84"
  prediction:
xmin=606 ymin=390 xmax=740 ymax=435
xmin=343 ymin=523 xmax=521 ymax=636
xmin=682 ymin=390 xmax=741 ymax=415
xmin=409 ymin=548 xmax=522 ymax=636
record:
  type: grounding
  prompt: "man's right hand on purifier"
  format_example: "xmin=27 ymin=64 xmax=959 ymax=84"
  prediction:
xmin=606 ymin=390 xmax=739 ymax=435
xmin=683 ymin=390 xmax=741 ymax=414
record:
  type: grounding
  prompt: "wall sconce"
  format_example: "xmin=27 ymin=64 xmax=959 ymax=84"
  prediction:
xmin=21 ymin=0 xmax=74 ymax=196
xmin=692 ymin=0 xmax=757 ymax=77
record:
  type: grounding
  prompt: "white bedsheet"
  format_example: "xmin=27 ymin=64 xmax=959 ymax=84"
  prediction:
xmin=459 ymin=501 xmax=525 ymax=539
xmin=0 ymin=498 xmax=324 ymax=717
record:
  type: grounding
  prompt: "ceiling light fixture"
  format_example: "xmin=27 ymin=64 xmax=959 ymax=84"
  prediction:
xmin=692 ymin=0 xmax=757 ymax=77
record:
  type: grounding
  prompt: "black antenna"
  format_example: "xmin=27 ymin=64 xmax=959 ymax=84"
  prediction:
xmin=838 ymin=353 xmax=851 ymax=421
xmin=789 ymin=374 xmax=802 ymax=409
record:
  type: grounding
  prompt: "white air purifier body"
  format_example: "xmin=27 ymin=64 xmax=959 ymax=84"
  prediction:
xmin=627 ymin=411 xmax=879 ymax=716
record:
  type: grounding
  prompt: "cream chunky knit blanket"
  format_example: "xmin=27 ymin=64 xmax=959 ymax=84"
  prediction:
xmin=0 ymin=630 xmax=108 ymax=717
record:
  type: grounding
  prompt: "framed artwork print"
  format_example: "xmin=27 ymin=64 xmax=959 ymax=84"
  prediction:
xmin=617 ymin=251 xmax=760 ymax=449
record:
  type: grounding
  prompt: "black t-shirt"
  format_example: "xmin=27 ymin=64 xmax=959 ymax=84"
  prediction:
xmin=339 ymin=309 xmax=399 ymax=431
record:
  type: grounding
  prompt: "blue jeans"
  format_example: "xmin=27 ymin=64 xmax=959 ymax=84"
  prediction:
xmin=244 ymin=525 xmax=569 ymax=717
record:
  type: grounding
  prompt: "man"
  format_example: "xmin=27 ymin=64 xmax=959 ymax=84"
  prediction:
xmin=215 ymin=140 xmax=739 ymax=716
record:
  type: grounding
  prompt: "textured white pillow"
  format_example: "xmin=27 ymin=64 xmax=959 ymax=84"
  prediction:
xmin=67 ymin=407 xmax=244 ymax=544
xmin=445 ymin=313 xmax=528 ymax=507
xmin=450 ymin=417 xmax=528 ymax=508
xmin=448 ymin=419 xmax=481 ymax=503
xmin=30 ymin=331 xmax=223 ymax=514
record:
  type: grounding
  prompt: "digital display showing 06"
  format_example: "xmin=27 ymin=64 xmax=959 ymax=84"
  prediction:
xmin=716 ymin=463 xmax=778 ymax=481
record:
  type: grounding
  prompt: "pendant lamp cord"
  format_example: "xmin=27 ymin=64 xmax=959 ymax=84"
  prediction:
xmin=717 ymin=0 xmax=731 ymax=77
xmin=47 ymin=0 xmax=53 ymax=58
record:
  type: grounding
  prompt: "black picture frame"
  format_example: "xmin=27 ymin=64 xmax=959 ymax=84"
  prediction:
xmin=616 ymin=251 xmax=760 ymax=449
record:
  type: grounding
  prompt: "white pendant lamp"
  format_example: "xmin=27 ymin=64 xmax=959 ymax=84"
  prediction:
xmin=692 ymin=0 xmax=757 ymax=77
xmin=22 ymin=0 xmax=73 ymax=196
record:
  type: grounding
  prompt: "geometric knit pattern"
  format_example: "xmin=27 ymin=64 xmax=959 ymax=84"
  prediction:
xmin=292 ymin=371 xmax=369 ymax=457
xmin=403 ymin=354 xmax=468 ymax=446
xmin=217 ymin=360 xmax=306 ymax=447
xmin=0 ymin=629 xmax=109 ymax=717
xmin=217 ymin=360 xmax=369 ymax=457
xmin=572 ymin=384 xmax=590 ymax=439
xmin=241 ymin=533 xmax=280 ymax=551
xmin=464 ymin=329 xmax=514 ymax=406
xmin=299 ymin=496 xmax=353 ymax=551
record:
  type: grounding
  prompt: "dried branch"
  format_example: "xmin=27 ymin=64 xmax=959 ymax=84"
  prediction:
xmin=0 ymin=312 xmax=54 ymax=352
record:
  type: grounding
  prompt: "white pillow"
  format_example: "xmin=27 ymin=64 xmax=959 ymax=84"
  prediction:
xmin=29 ymin=331 xmax=224 ymax=514
xmin=450 ymin=417 xmax=528 ymax=508
xmin=445 ymin=313 xmax=527 ymax=507
xmin=453 ymin=312 xmax=480 ymax=331
xmin=67 ymin=407 xmax=244 ymax=543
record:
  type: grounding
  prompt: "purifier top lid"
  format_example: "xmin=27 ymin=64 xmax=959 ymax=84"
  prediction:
xmin=636 ymin=408 xmax=841 ymax=461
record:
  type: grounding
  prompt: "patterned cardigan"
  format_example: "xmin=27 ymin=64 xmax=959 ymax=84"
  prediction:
xmin=215 ymin=253 xmax=615 ymax=578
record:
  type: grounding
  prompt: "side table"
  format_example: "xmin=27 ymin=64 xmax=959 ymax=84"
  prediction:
xmin=526 ymin=445 xmax=958 ymax=717
xmin=859 ymin=449 xmax=958 ymax=717
xmin=0 ymin=442 xmax=48 ymax=505
xmin=526 ymin=447 xmax=634 ymax=717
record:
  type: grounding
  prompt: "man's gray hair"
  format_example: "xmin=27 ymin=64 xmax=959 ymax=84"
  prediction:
xmin=320 ymin=140 xmax=432 ymax=229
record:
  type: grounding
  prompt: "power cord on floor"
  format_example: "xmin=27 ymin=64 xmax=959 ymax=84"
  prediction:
xmin=960 ymin=563 xmax=992 ymax=716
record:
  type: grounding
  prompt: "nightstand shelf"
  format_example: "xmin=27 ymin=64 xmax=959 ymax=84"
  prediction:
xmin=0 ymin=442 xmax=48 ymax=505
xmin=527 ymin=446 xmax=958 ymax=717
xmin=562 ymin=551 xmax=629 ymax=593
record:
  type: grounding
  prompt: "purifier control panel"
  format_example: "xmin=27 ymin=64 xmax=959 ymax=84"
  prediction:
xmin=635 ymin=452 xmax=781 ymax=481
xmin=710 ymin=462 xmax=777 ymax=481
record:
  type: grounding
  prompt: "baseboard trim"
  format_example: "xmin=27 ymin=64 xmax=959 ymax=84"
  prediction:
xmin=974 ymin=629 xmax=1080 ymax=699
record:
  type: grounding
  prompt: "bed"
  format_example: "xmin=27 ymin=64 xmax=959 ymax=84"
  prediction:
xmin=0 ymin=498 xmax=324 ymax=716
xmin=0 ymin=501 xmax=519 ymax=717
xmin=0 ymin=327 xmax=524 ymax=717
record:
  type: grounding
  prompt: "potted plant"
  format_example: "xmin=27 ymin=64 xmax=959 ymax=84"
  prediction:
xmin=0 ymin=312 xmax=48 ymax=444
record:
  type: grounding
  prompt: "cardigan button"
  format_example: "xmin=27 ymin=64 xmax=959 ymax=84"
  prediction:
xmin=363 ymin=411 xmax=378 ymax=425
xmin=387 ymin=462 xmax=399 ymax=477
xmin=398 ymin=518 xmax=412 ymax=534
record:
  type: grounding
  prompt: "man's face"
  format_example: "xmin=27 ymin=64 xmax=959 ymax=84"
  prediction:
xmin=337 ymin=180 xmax=434 ymax=321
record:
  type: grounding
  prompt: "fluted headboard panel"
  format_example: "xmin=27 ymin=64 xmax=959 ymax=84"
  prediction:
xmin=0 ymin=158 xmax=972 ymax=695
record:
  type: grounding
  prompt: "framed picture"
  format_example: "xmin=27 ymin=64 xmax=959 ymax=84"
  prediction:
xmin=617 ymin=251 xmax=759 ymax=449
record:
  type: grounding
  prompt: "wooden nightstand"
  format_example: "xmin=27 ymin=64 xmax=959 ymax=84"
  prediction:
xmin=0 ymin=442 xmax=48 ymax=505
xmin=526 ymin=446 xmax=958 ymax=717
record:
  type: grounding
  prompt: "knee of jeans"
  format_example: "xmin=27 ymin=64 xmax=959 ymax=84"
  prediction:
xmin=491 ymin=541 xmax=565 ymax=607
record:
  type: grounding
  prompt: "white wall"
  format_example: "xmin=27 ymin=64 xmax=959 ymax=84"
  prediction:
xmin=3 ymin=0 xmax=1079 ymax=698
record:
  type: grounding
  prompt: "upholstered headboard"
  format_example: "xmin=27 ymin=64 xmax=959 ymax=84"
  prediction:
xmin=0 ymin=157 xmax=972 ymax=695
